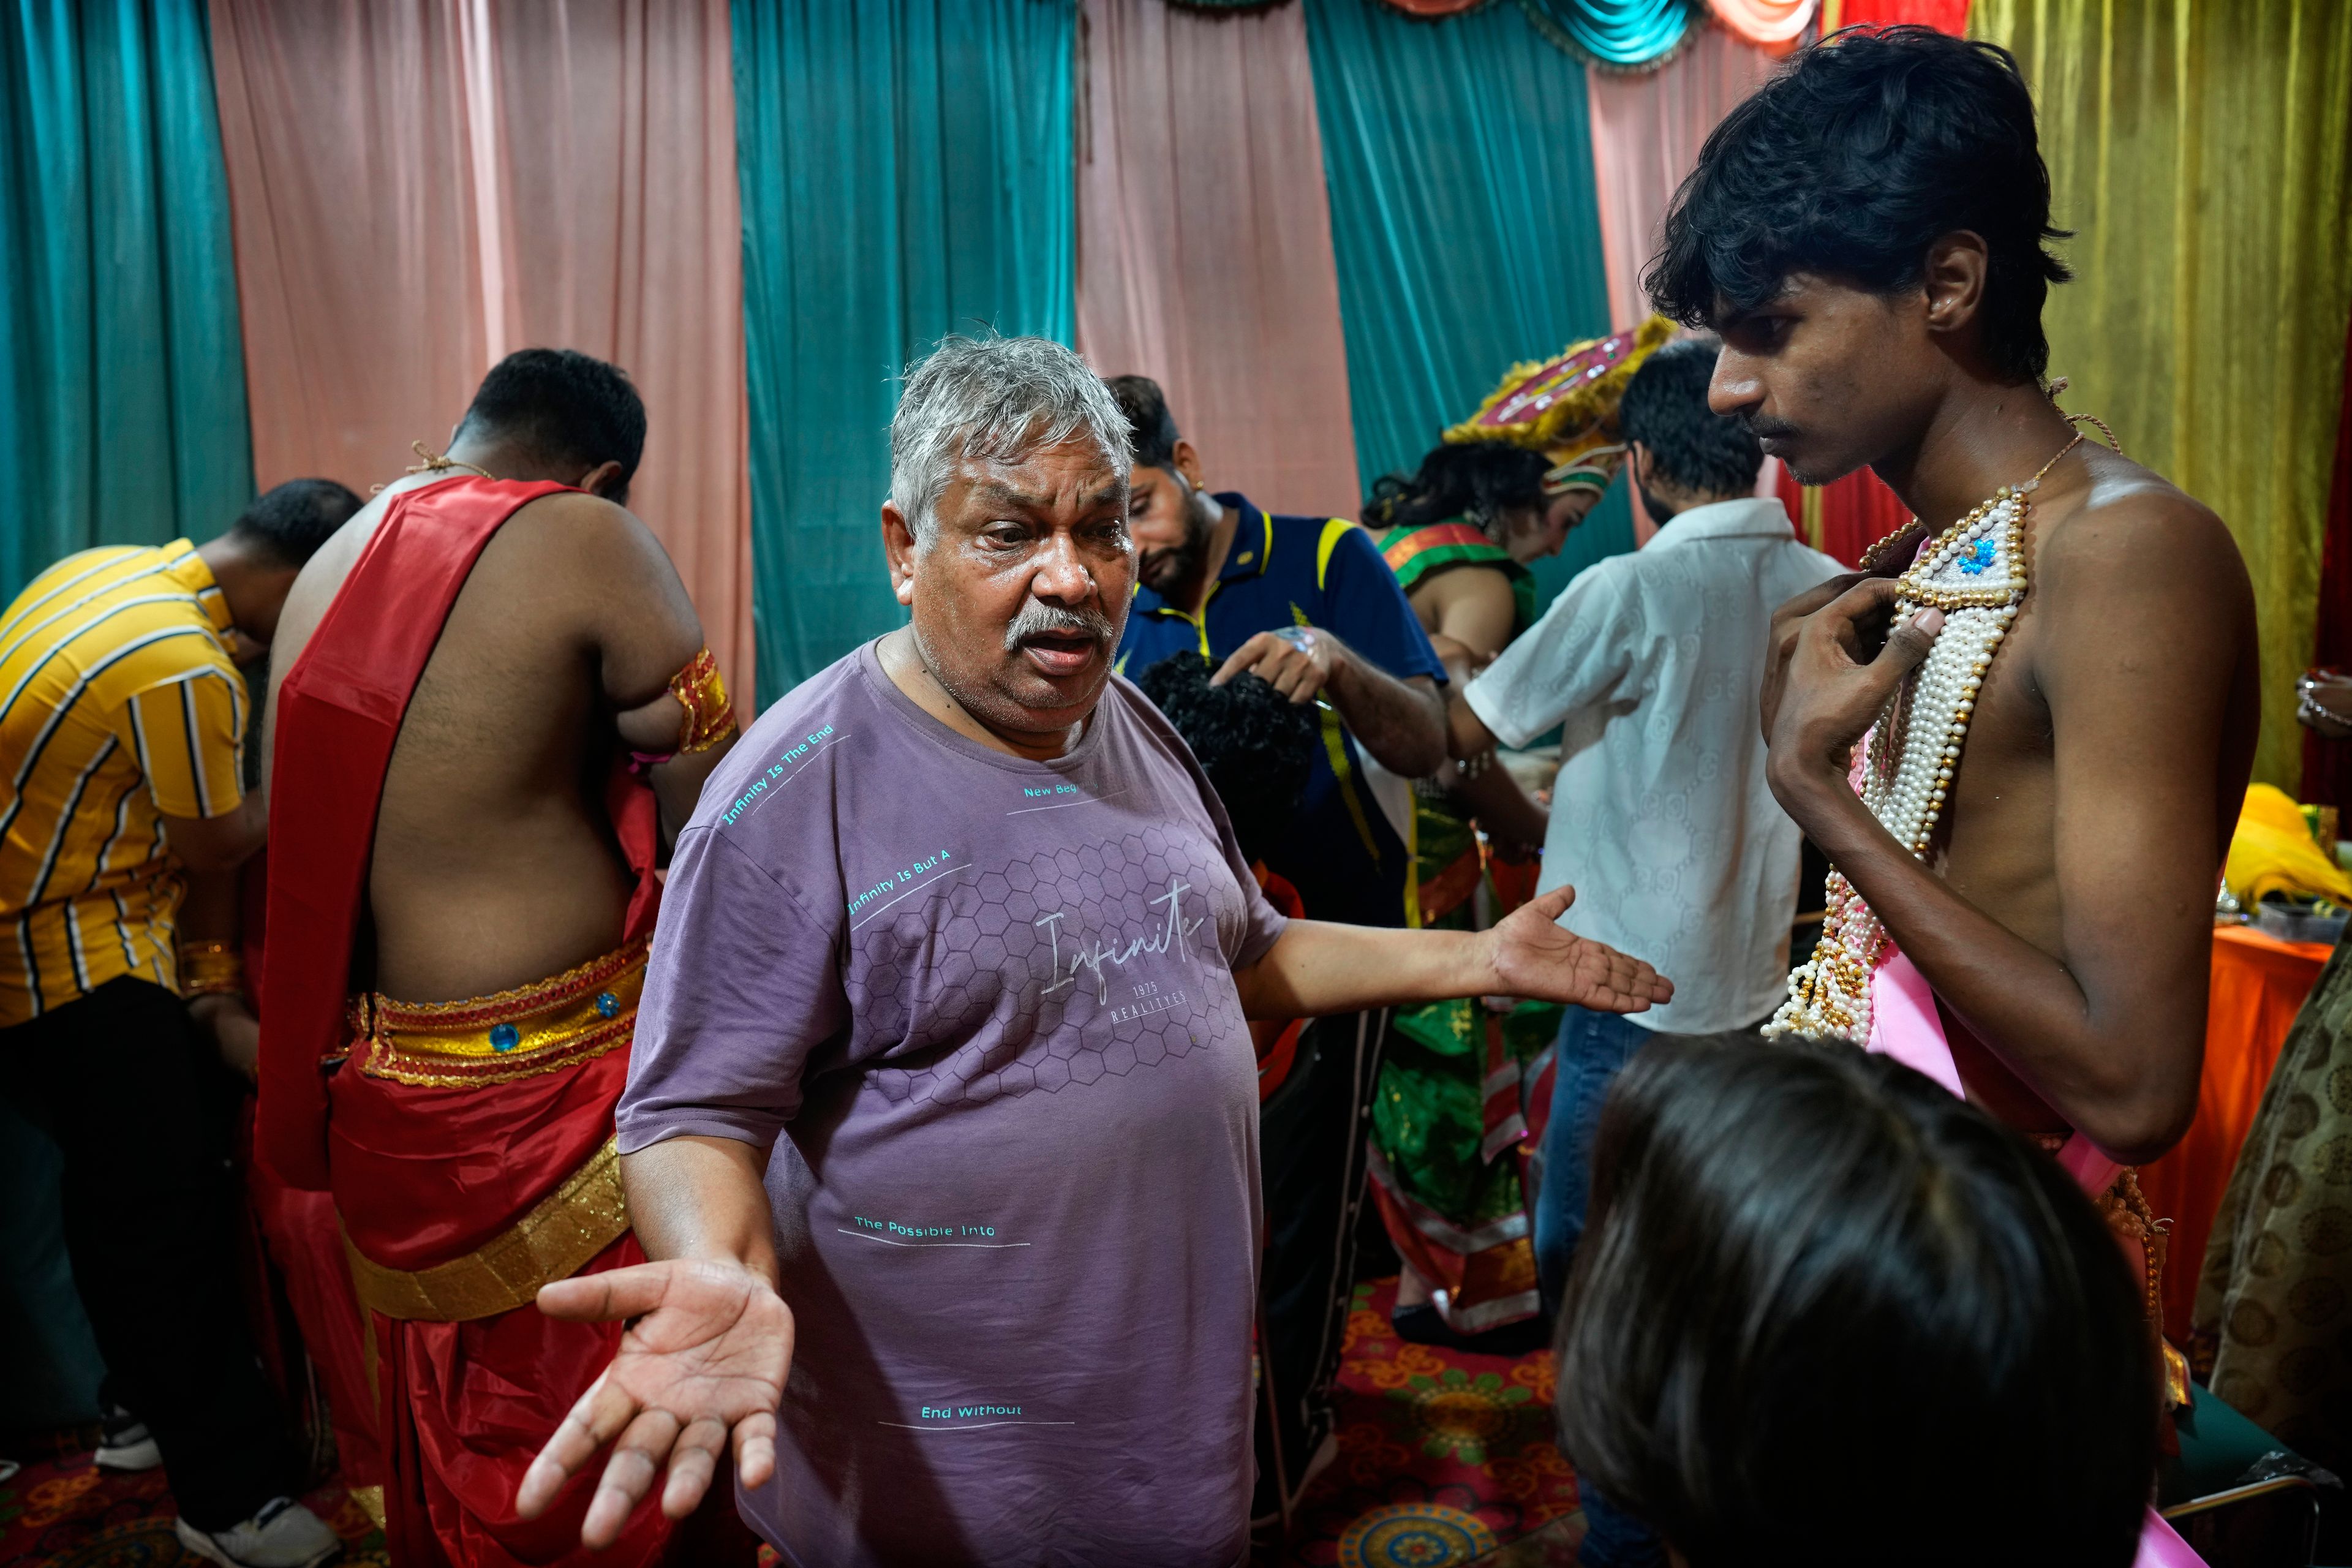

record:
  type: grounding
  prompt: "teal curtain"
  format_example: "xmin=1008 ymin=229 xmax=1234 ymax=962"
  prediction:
xmin=1304 ymin=0 xmax=1629 ymax=603
xmin=733 ymin=0 xmax=1076 ymax=704
xmin=0 ymin=0 xmax=254 ymax=601
xmin=1517 ymin=0 xmax=1695 ymax=69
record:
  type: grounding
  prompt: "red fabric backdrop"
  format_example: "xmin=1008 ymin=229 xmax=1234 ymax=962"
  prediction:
xmin=1827 ymin=0 xmax=1971 ymax=31
xmin=1774 ymin=462 xmax=1913 ymax=568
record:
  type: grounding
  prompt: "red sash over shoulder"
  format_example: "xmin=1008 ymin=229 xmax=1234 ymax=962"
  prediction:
xmin=256 ymin=476 xmax=662 ymax=1191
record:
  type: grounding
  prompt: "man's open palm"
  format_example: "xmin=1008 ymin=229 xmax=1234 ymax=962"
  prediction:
xmin=1482 ymin=886 xmax=1673 ymax=1013
xmin=517 ymin=1259 xmax=793 ymax=1548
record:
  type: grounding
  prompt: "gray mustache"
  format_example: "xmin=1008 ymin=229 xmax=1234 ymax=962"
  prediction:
xmin=1004 ymin=601 xmax=1117 ymax=652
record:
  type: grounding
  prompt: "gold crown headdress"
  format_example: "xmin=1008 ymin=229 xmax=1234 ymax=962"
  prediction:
xmin=1444 ymin=315 xmax=1676 ymax=496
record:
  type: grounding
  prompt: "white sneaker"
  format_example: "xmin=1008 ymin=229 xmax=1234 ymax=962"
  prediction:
xmin=94 ymin=1404 xmax=161 ymax=1472
xmin=175 ymin=1498 xmax=342 ymax=1568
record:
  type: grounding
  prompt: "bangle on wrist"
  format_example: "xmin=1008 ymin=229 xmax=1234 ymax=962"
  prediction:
xmin=179 ymin=940 xmax=246 ymax=999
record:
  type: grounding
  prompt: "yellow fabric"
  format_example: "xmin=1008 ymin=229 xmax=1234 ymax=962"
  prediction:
xmin=1314 ymin=516 xmax=1356 ymax=592
xmin=2226 ymin=782 xmax=2352 ymax=909
xmin=1970 ymin=1 xmax=2352 ymax=790
xmin=0 ymin=540 xmax=245 ymax=1024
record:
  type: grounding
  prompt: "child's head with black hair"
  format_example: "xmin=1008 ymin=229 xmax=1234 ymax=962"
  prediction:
xmin=1645 ymin=26 xmax=2072 ymax=486
xmin=1616 ymin=338 xmax=1762 ymax=524
xmin=1133 ymin=652 xmax=1318 ymax=869
xmin=1556 ymin=1036 xmax=2154 ymax=1567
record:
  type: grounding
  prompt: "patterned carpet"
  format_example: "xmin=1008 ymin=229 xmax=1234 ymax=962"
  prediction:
xmin=1254 ymin=1277 xmax=1586 ymax=1568
xmin=0 ymin=1431 xmax=381 ymax=1568
xmin=0 ymin=1276 xmax=1580 ymax=1568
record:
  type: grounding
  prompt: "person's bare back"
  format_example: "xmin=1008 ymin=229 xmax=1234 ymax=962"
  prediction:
xmin=267 ymin=472 xmax=718 ymax=1003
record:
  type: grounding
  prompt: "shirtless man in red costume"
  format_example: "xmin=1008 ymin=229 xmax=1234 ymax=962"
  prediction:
xmin=256 ymin=349 xmax=739 ymax=1567
xmin=1645 ymin=28 xmax=2256 ymax=1566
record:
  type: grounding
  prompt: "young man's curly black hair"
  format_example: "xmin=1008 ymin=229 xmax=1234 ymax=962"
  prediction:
xmin=1646 ymin=26 xmax=2070 ymax=385
xmin=1133 ymin=652 xmax=1319 ymax=870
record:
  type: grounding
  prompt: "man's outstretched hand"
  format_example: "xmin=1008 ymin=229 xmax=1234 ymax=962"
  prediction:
xmin=1479 ymin=886 xmax=1673 ymax=1013
xmin=517 ymin=1259 xmax=792 ymax=1548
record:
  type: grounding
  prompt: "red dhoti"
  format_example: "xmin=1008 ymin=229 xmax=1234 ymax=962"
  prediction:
xmin=334 ymin=942 xmax=663 ymax=1568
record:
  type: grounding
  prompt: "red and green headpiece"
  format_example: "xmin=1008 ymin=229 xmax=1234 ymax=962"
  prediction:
xmin=1444 ymin=315 xmax=1676 ymax=497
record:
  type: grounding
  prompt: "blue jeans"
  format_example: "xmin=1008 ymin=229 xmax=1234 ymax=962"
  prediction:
xmin=1533 ymin=1005 xmax=1665 ymax=1568
xmin=1532 ymin=1005 xmax=1657 ymax=1317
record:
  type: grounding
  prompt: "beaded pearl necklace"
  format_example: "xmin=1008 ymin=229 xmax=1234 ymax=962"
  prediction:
xmin=1765 ymin=434 xmax=2082 ymax=1043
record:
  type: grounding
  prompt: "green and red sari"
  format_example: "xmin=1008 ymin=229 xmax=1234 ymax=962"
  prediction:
xmin=1366 ymin=519 xmax=1558 ymax=1336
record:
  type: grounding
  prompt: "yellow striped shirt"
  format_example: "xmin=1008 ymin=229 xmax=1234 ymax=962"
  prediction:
xmin=0 ymin=540 xmax=248 ymax=1025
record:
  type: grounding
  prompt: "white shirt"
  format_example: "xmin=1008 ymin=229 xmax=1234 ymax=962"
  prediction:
xmin=1465 ymin=497 xmax=1844 ymax=1033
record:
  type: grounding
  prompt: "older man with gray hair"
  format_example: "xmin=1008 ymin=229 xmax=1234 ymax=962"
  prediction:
xmin=514 ymin=335 xmax=1671 ymax=1566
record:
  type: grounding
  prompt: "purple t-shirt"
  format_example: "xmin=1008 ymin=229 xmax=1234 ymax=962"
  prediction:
xmin=619 ymin=639 xmax=1285 ymax=1567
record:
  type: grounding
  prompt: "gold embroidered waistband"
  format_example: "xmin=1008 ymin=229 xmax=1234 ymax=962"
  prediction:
xmin=342 ymin=1138 xmax=630 ymax=1322
xmin=350 ymin=934 xmax=650 ymax=1088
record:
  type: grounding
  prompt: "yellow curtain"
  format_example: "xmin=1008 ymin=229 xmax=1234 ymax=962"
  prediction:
xmin=1970 ymin=0 xmax=2352 ymax=788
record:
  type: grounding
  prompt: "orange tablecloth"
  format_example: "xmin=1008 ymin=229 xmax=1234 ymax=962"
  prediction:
xmin=2140 ymin=924 xmax=2333 ymax=1335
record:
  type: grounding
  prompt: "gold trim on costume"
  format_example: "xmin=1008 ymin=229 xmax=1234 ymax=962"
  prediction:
xmin=342 ymin=1139 xmax=630 ymax=1322
xmin=1441 ymin=315 xmax=1674 ymax=468
xmin=2032 ymin=1136 xmax=2189 ymax=1408
xmin=351 ymin=935 xmax=650 ymax=1088
xmin=669 ymin=646 xmax=736 ymax=754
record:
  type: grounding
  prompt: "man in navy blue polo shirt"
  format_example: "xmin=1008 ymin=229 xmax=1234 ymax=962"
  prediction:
xmin=1107 ymin=375 xmax=1447 ymax=1529
xmin=1109 ymin=382 xmax=1447 ymax=926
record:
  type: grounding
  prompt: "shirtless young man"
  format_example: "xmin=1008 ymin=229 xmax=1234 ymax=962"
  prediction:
xmin=1641 ymin=36 xmax=2255 ymax=1564
xmin=254 ymin=349 xmax=739 ymax=1567
xmin=1654 ymin=21 xmax=2255 ymax=1328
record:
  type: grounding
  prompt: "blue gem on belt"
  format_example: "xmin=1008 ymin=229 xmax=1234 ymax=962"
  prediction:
xmin=489 ymin=1023 xmax=522 ymax=1053
xmin=595 ymin=992 xmax=620 ymax=1019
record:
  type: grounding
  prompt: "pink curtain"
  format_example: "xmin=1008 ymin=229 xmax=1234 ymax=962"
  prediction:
xmin=206 ymin=0 xmax=753 ymax=693
xmin=1585 ymin=21 xmax=1781 ymax=330
xmin=1075 ymin=0 xmax=1363 ymax=519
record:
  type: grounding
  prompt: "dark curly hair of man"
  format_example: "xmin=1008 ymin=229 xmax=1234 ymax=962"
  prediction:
xmin=1134 ymin=652 xmax=1319 ymax=869
xmin=1646 ymin=26 xmax=2070 ymax=385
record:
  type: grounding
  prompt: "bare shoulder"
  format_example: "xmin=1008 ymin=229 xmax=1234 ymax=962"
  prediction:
xmin=2034 ymin=447 xmax=2248 ymax=606
xmin=2025 ymin=447 xmax=2254 ymax=712
xmin=483 ymin=491 xmax=699 ymax=627
xmin=1416 ymin=560 xmax=1517 ymax=609
xmin=497 ymin=490 xmax=680 ymax=578
xmin=274 ymin=488 xmax=390 ymax=673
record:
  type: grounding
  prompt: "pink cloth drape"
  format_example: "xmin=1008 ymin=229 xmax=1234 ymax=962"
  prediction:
xmin=1076 ymin=0 xmax=1363 ymax=519
xmin=1585 ymin=22 xmax=1781 ymax=331
xmin=1707 ymin=0 xmax=1817 ymax=48
xmin=206 ymin=0 xmax=753 ymax=694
